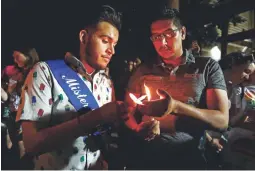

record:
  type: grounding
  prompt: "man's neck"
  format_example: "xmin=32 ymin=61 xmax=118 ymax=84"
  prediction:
xmin=80 ymin=58 xmax=95 ymax=75
xmin=163 ymin=55 xmax=183 ymax=68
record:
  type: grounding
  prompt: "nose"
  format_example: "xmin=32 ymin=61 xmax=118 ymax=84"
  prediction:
xmin=160 ymin=36 xmax=168 ymax=46
xmin=106 ymin=44 xmax=115 ymax=55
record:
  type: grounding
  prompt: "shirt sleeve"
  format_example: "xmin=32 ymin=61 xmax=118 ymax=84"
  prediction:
xmin=207 ymin=59 xmax=227 ymax=91
xmin=16 ymin=62 xmax=53 ymax=122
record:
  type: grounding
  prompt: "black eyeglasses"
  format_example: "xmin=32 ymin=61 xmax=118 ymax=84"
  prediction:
xmin=150 ymin=29 xmax=179 ymax=42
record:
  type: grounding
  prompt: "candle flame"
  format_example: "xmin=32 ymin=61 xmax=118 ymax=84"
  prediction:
xmin=138 ymin=95 xmax=147 ymax=101
xmin=129 ymin=93 xmax=144 ymax=105
xmin=129 ymin=84 xmax=152 ymax=105
xmin=144 ymin=84 xmax=151 ymax=101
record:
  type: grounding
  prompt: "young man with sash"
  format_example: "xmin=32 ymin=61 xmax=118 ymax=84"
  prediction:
xmin=16 ymin=5 xmax=132 ymax=170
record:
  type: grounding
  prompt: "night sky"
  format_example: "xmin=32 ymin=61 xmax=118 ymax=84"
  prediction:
xmin=2 ymin=0 xmax=168 ymax=68
xmin=3 ymin=0 xmax=250 ymax=68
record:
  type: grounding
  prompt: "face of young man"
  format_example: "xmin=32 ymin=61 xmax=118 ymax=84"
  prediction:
xmin=150 ymin=19 xmax=186 ymax=63
xmin=82 ymin=21 xmax=119 ymax=70
xmin=224 ymin=62 xmax=255 ymax=85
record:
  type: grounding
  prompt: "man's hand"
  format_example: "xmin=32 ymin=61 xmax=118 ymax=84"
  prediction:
xmin=137 ymin=89 xmax=177 ymax=117
xmin=100 ymin=101 xmax=128 ymax=123
xmin=136 ymin=118 xmax=160 ymax=141
xmin=205 ymin=131 xmax=224 ymax=152
xmin=191 ymin=40 xmax=200 ymax=53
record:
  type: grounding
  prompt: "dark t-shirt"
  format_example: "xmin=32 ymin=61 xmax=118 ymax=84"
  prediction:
xmin=127 ymin=51 xmax=226 ymax=143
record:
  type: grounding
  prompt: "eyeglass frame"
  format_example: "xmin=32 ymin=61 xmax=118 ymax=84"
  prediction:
xmin=150 ymin=28 xmax=180 ymax=42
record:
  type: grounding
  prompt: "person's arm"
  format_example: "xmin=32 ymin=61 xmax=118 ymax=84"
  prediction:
xmin=139 ymin=59 xmax=229 ymax=130
xmin=142 ymin=115 xmax=176 ymax=134
xmin=18 ymin=62 xmax=123 ymax=156
xmin=205 ymin=131 xmax=223 ymax=151
xmin=123 ymin=66 xmax=160 ymax=137
xmin=1 ymin=87 xmax=8 ymax=102
xmin=172 ymin=88 xmax=229 ymax=129
xmin=22 ymin=102 xmax=121 ymax=156
xmin=172 ymin=60 xmax=229 ymax=129
xmin=140 ymin=89 xmax=228 ymax=130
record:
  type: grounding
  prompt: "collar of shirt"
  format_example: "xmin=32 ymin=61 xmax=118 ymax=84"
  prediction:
xmin=66 ymin=57 xmax=109 ymax=82
xmin=153 ymin=49 xmax=195 ymax=72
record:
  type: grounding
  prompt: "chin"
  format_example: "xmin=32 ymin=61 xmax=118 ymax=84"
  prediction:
xmin=161 ymin=54 xmax=176 ymax=61
xmin=96 ymin=63 xmax=108 ymax=70
xmin=18 ymin=64 xmax=24 ymax=68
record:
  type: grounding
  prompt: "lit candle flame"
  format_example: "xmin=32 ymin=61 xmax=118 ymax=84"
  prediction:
xmin=129 ymin=93 xmax=144 ymax=105
xmin=129 ymin=83 xmax=152 ymax=105
xmin=144 ymin=84 xmax=151 ymax=101
xmin=138 ymin=95 xmax=147 ymax=101
xmin=129 ymin=84 xmax=167 ymax=105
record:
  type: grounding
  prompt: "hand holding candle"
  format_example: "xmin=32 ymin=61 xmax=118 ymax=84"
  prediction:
xmin=137 ymin=89 xmax=177 ymax=117
xmin=129 ymin=84 xmax=177 ymax=117
xmin=136 ymin=118 xmax=160 ymax=141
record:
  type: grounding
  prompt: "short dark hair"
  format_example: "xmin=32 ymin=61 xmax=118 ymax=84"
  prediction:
xmin=219 ymin=52 xmax=254 ymax=70
xmin=85 ymin=5 xmax=122 ymax=31
xmin=150 ymin=6 xmax=183 ymax=29
xmin=14 ymin=47 xmax=40 ymax=69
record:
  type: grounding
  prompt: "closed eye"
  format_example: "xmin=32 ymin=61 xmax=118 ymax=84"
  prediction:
xmin=102 ymin=39 xmax=109 ymax=44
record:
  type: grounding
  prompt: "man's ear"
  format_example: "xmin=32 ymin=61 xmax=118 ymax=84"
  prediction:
xmin=79 ymin=29 xmax=89 ymax=45
xmin=181 ymin=26 xmax=186 ymax=40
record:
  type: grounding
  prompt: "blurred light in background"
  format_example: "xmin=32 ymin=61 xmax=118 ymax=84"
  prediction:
xmin=210 ymin=46 xmax=221 ymax=61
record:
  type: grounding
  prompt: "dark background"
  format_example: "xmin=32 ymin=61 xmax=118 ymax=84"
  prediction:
xmin=2 ymin=0 xmax=168 ymax=68
xmin=2 ymin=0 xmax=255 ymax=68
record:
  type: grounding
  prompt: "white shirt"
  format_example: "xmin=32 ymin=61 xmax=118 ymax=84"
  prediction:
xmin=17 ymin=61 xmax=113 ymax=170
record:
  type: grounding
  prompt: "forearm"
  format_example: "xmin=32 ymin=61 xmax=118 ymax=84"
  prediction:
xmin=24 ymin=109 xmax=107 ymax=156
xmin=174 ymin=101 xmax=228 ymax=129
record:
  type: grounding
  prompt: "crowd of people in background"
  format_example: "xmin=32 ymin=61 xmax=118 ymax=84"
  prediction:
xmin=2 ymin=48 xmax=39 ymax=169
xmin=1 ymin=4 xmax=255 ymax=170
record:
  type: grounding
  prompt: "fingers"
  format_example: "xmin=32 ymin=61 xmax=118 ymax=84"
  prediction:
xmin=210 ymin=138 xmax=224 ymax=152
xmin=145 ymin=119 xmax=160 ymax=141
xmin=145 ymin=134 xmax=156 ymax=141
xmin=138 ymin=118 xmax=160 ymax=141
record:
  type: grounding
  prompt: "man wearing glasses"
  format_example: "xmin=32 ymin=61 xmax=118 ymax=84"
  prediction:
xmin=122 ymin=7 xmax=229 ymax=169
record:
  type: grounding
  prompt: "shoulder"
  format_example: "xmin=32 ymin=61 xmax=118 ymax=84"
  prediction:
xmin=33 ymin=61 xmax=50 ymax=69
xmin=195 ymin=56 xmax=215 ymax=64
xmin=32 ymin=60 xmax=66 ymax=73
xmin=25 ymin=61 xmax=54 ymax=83
xmin=195 ymin=57 xmax=221 ymax=70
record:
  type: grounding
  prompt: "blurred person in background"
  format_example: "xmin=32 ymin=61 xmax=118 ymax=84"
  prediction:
xmin=1 ymin=47 xmax=39 ymax=169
